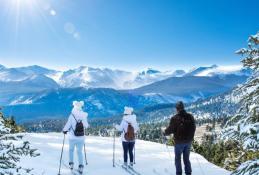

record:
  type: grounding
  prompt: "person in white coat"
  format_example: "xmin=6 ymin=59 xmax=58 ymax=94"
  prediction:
xmin=63 ymin=101 xmax=89 ymax=173
xmin=115 ymin=106 xmax=139 ymax=167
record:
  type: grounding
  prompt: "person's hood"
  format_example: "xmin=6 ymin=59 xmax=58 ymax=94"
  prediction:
xmin=123 ymin=114 xmax=136 ymax=124
xmin=124 ymin=106 xmax=134 ymax=115
xmin=73 ymin=100 xmax=84 ymax=110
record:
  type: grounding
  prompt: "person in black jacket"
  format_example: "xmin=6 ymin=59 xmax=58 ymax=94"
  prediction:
xmin=163 ymin=101 xmax=196 ymax=175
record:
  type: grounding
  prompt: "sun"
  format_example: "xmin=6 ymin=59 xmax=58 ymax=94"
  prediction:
xmin=1 ymin=0 xmax=58 ymax=40
xmin=10 ymin=0 xmax=36 ymax=6
xmin=8 ymin=0 xmax=38 ymax=12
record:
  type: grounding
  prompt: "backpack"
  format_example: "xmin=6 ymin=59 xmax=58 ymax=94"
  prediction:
xmin=71 ymin=114 xmax=84 ymax=136
xmin=124 ymin=123 xmax=135 ymax=141
xmin=176 ymin=113 xmax=194 ymax=140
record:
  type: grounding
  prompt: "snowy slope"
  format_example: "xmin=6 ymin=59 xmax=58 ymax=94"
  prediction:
xmin=20 ymin=133 xmax=230 ymax=175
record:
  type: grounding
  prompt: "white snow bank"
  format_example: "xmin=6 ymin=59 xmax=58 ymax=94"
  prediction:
xmin=20 ymin=133 xmax=230 ymax=175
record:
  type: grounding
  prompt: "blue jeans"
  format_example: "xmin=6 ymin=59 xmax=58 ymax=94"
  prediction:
xmin=174 ymin=142 xmax=192 ymax=175
xmin=122 ymin=141 xmax=135 ymax=163
xmin=69 ymin=139 xmax=84 ymax=165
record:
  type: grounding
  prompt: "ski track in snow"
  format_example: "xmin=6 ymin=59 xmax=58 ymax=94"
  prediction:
xmin=19 ymin=133 xmax=230 ymax=175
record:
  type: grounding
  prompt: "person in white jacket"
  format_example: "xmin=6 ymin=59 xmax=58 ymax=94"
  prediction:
xmin=63 ymin=101 xmax=89 ymax=173
xmin=115 ymin=106 xmax=139 ymax=167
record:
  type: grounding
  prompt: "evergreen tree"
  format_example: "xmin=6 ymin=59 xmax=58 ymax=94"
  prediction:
xmin=221 ymin=31 xmax=259 ymax=175
xmin=0 ymin=109 xmax=39 ymax=175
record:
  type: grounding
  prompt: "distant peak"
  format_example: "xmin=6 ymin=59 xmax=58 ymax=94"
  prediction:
xmin=140 ymin=68 xmax=161 ymax=75
xmin=210 ymin=64 xmax=218 ymax=68
xmin=0 ymin=64 xmax=5 ymax=70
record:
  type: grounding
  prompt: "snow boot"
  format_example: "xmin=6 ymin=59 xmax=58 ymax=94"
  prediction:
xmin=69 ymin=162 xmax=74 ymax=170
xmin=78 ymin=164 xmax=84 ymax=174
xmin=123 ymin=162 xmax=128 ymax=168
xmin=128 ymin=162 xmax=134 ymax=169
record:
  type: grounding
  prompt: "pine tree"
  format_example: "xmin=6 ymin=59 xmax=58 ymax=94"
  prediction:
xmin=0 ymin=109 xmax=39 ymax=175
xmin=221 ymin=31 xmax=259 ymax=175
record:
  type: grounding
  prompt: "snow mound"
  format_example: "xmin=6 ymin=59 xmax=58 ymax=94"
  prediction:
xmin=20 ymin=133 xmax=230 ymax=175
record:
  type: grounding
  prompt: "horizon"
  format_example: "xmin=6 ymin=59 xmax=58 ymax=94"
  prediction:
xmin=0 ymin=0 xmax=258 ymax=71
xmin=0 ymin=62 xmax=244 ymax=73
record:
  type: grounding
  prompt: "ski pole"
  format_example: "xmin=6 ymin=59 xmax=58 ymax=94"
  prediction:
xmin=161 ymin=130 xmax=174 ymax=166
xmin=83 ymin=129 xmax=88 ymax=166
xmin=134 ymin=145 xmax=136 ymax=164
xmin=84 ymin=144 xmax=88 ymax=165
xmin=113 ymin=128 xmax=116 ymax=167
xmin=134 ymin=133 xmax=137 ymax=164
xmin=58 ymin=134 xmax=66 ymax=175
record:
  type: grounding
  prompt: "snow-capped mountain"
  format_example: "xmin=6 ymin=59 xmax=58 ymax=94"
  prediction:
xmin=185 ymin=64 xmax=252 ymax=77
xmin=0 ymin=67 xmax=29 ymax=81
xmin=129 ymin=74 xmax=249 ymax=103
xmin=15 ymin=65 xmax=57 ymax=75
xmin=0 ymin=64 xmax=251 ymax=90
xmin=123 ymin=68 xmax=186 ymax=89
xmin=57 ymin=67 xmax=186 ymax=89
xmin=0 ymin=64 xmax=252 ymax=117
xmin=0 ymin=64 xmax=5 ymax=70
xmin=1 ymin=74 xmax=248 ymax=123
xmin=58 ymin=66 xmax=134 ymax=89
xmin=0 ymin=65 xmax=58 ymax=82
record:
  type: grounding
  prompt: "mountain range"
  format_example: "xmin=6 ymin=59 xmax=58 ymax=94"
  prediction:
xmin=0 ymin=64 xmax=252 ymax=90
xmin=0 ymin=64 xmax=252 ymax=122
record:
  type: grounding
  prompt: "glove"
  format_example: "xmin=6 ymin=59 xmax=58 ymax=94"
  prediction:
xmin=161 ymin=127 xmax=166 ymax=135
xmin=63 ymin=131 xmax=68 ymax=134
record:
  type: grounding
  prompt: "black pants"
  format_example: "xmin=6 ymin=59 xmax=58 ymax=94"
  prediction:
xmin=122 ymin=141 xmax=135 ymax=163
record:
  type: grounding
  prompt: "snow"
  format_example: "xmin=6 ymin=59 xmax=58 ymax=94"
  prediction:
xmin=232 ymin=159 xmax=259 ymax=175
xmin=9 ymin=96 xmax=33 ymax=105
xmin=0 ymin=64 xmax=252 ymax=91
xmin=46 ymin=72 xmax=63 ymax=82
xmin=195 ymin=65 xmax=244 ymax=77
xmin=20 ymin=133 xmax=230 ymax=175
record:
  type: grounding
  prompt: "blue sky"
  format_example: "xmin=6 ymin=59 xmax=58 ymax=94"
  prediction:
xmin=0 ymin=0 xmax=258 ymax=71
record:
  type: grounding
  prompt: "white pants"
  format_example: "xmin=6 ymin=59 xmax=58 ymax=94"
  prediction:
xmin=69 ymin=139 xmax=84 ymax=165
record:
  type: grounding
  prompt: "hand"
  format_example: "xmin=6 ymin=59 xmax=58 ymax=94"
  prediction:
xmin=161 ymin=127 xmax=166 ymax=135
xmin=63 ymin=131 xmax=68 ymax=134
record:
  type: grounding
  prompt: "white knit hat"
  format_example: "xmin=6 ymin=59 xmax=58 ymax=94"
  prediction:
xmin=124 ymin=106 xmax=133 ymax=115
xmin=73 ymin=100 xmax=84 ymax=109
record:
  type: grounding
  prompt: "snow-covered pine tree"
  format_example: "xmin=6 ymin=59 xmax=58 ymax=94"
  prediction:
xmin=220 ymin=32 xmax=259 ymax=175
xmin=0 ymin=109 xmax=39 ymax=175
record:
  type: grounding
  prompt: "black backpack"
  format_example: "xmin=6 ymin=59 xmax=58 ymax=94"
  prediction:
xmin=71 ymin=114 xmax=84 ymax=136
xmin=176 ymin=113 xmax=194 ymax=140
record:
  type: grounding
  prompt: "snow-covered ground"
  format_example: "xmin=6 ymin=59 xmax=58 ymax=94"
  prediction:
xmin=21 ymin=133 xmax=230 ymax=175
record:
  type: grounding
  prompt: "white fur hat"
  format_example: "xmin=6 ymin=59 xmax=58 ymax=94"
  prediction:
xmin=73 ymin=100 xmax=84 ymax=109
xmin=124 ymin=106 xmax=134 ymax=115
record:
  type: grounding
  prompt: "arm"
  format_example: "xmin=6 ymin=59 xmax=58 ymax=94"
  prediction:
xmin=63 ymin=115 xmax=72 ymax=132
xmin=133 ymin=120 xmax=139 ymax=133
xmin=135 ymin=123 xmax=139 ymax=133
xmin=190 ymin=114 xmax=196 ymax=137
xmin=164 ymin=116 xmax=175 ymax=136
xmin=115 ymin=120 xmax=124 ymax=131
xmin=83 ymin=115 xmax=89 ymax=129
